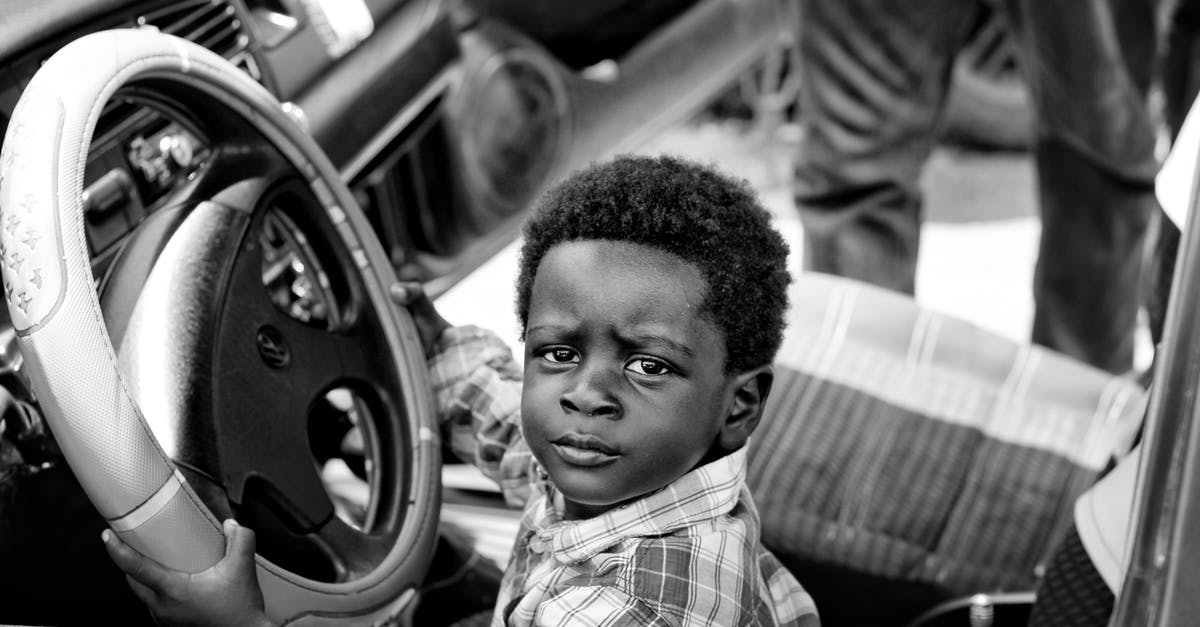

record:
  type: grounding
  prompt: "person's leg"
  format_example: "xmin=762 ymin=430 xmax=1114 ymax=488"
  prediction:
xmin=1150 ymin=0 xmax=1197 ymax=362
xmin=1162 ymin=0 xmax=1200 ymax=138
xmin=792 ymin=0 xmax=977 ymax=294
xmin=1004 ymin=0 xmax=1161 ymax=374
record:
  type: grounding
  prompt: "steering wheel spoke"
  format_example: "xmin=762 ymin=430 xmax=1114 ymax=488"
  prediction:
xmin=312 ymin=514 xmax=398 ymax=581
xmin=229 ymin=428 xmax=336 ymax=532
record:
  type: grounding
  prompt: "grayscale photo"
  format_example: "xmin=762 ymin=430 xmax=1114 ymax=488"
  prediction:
xmin=0 ymin=0 xmax=1193 ymax=625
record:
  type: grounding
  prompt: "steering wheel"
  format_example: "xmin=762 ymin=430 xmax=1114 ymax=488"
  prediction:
xmin=0 ymin=28 xmax=440 ymax=624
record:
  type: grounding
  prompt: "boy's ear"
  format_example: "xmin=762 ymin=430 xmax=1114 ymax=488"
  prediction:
xmin=718 ymin=365 xmax=774 ymax=451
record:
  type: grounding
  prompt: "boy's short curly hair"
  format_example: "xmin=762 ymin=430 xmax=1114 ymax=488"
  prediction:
xmin=516 ymin=154 xmax=791 ymax=373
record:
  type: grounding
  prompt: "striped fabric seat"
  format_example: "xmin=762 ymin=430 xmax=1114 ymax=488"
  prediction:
xmin=749 ymin=273 xmax=1145 ymax=597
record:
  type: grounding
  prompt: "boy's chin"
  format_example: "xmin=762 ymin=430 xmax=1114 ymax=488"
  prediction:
xmin=554 ymin=474 xmax=629 ymax=509
xmin=550 ymin=469 xmax=663 ymax=519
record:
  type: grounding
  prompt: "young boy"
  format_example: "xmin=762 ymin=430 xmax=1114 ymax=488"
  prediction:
xmin=103 ymin=154 xmax=819 ymax=626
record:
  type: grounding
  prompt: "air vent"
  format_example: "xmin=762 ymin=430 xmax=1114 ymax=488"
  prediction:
xmin=354 ymin=97 xmax=464 ymax=260
xmin=138 ymin=0 xmax=262 ymax=82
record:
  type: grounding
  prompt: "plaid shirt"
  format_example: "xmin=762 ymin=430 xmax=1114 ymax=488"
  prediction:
xmin=430 ymin=326 xmax=820 ymax=626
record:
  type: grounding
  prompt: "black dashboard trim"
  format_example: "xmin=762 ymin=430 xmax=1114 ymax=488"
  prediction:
xmin=294 ymin=0 xmax=458 ymax=172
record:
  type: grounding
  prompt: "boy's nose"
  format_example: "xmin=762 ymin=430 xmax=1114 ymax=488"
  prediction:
xmin=560 ymin=366 xmax=621 ymax=418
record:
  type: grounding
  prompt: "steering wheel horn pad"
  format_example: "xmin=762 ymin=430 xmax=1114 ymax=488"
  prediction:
xmin=0 ymin=28 xmax=439 ymax=624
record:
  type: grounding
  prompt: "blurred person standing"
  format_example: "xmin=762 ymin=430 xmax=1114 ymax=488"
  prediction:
xmin=1147 ymin=0 xmax=1200 ymax=356
xmin=1162 ymin=0 xmax=1200 ymax=138
xmin=792 ymin=0 xmax=1161 ymax=375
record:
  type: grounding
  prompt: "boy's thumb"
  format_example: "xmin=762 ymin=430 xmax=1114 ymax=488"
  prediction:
xmin=223 ymin=519 xmax=258 ymax=560
xmin=389 ymin=281 xmax=424 ymax=306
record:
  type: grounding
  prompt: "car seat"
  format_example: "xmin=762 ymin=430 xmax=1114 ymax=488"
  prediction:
xmin=749 ymin=272 xmax=1146 ymax=626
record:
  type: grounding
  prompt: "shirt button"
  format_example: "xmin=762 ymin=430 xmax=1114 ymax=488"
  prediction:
xmin=528 ymin=536 xmax=548 ymax=554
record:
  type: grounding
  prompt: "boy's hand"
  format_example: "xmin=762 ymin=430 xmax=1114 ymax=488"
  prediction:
xmin=389 ymin=281 xmax=451 ymax=358
xmin=102 ymin=519 xmax=274 ymax=627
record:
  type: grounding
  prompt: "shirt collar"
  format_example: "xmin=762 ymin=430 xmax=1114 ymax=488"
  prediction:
xmin=533 ymin=447 xmax=748 ymax=564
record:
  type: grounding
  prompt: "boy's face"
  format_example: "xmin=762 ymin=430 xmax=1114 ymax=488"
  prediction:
xmin=521 ymin=239 xmax=751 ymax=520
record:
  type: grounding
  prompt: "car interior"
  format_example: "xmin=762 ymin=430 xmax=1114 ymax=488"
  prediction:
xmin=0 ymin=0 xmax=1196 ymax=626
xmin=0 ymin=0 xmax=797 ymax=624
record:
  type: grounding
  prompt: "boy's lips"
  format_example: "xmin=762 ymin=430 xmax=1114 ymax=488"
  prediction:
xmin=551 ymin=433 xmax=619 ymax=466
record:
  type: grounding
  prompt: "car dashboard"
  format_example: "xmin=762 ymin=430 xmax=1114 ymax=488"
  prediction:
xmin=0 ymin=0 xmax=797 ymax=621
xmin=0 ymin=0 xmax=475 ymax=620
xmin=0 ymin=0 xmax=490 ymax=296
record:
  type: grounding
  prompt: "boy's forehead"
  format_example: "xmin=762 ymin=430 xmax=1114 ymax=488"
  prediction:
xmin=529 ymin=240 xmax=711 ymax=317
xmin=537 ymin=239 xmax=707 ymax=293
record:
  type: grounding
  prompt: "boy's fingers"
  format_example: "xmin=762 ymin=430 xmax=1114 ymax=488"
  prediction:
xmin=102 ymin=529 xmax=167 ymax=589
xmin=388 ymin=281 xmax=422 ymax=306
xmin=101 ymin=528 xmax=135 ymax=569
xmin=124 ymin=575 xmax=158 ymax=607
xmin=223 ymin=519 xmax=258 ymax=562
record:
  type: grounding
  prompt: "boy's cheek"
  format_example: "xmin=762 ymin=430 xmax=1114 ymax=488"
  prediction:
xmin=519 ymin=393 xmax=545 ymax=444
xmin=519 ymin=391 xmax=556 ymax=460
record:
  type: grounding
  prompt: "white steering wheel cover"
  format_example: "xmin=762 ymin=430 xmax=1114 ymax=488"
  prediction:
xmin=0 ymin=30 xmax=224 ymax=567
xmin=0 ymin=28 xmax=439 ymax=624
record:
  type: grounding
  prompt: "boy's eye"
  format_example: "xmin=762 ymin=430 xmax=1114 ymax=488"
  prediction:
xmin=626 ymin=358 xmax=672 ymax=376
xmin=542 ymin=347 xmax=579 ymax=364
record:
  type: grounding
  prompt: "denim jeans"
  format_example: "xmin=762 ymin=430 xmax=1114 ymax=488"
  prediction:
xmin=793 ymin=0 xmax=1161 ymax=374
